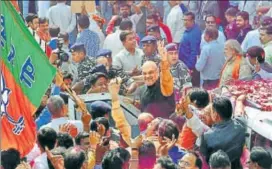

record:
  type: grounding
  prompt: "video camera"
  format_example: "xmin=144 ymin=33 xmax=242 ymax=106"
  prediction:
xmin=55 ymin=36 xmax=69 ymax=67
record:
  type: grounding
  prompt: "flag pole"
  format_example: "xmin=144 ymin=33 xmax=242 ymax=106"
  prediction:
xmin=56 ymin=71 xmax=91 ymax=132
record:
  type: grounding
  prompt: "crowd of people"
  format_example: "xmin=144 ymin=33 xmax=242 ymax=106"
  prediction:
xmin=2 ymin=1 xmax=272 ymax=169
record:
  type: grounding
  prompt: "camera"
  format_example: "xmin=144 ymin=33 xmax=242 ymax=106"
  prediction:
xmin=55 ymin=36 xmax=69 ymax=67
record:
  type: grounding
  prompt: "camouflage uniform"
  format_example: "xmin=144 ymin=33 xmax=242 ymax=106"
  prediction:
xmin=77 ymin=57 xmax=96 ymax=82
xmin=170 ymin=60 xmax=192 ymax=92
xmin=141 ymin=53 xmax=161 ymax=66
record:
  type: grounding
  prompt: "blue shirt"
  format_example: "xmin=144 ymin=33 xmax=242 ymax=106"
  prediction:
xmin=195 ymin=40 xmax=225 ymax=80
xmin=168 ymin=146 xmax=186 ymax=164
xmin=35 ymin=85 xmax=61 ymax=130
xmin=35 ymin=107 xmax=51 ymax=130
xmin=76 ymin=29 xmax=100 ymax=57
xmin=178 ymin=24 xmax=201 ymax=70
xmin=48 ymin=38 xmax=57 ymax=50
xmin=241 ymin=29 xmax=262 ymax=53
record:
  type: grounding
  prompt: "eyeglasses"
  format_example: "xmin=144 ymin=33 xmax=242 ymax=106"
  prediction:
xmin=206 ymin=21 xmax=215 ymax=24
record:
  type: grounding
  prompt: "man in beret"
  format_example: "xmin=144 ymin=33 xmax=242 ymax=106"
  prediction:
xmin=96 ymin=49 xmax=113 ymax=69
xmin=70 ymin=43 xmax=96 ymax=82
xmin=141 ymin=35 xmax=160 ymax=65
xmin=165 ymin=43 xmax=191 ymax=99
xmin=146 ymin=25 xmax=164 ymax=42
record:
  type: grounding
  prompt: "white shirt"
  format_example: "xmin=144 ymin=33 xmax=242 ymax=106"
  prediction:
xmin=26 ymin=144 xmax=41 ymax=163
xmin=257 ymin=69 xmax=272 ymax=80
xmin=47 ymin=2 xmax=76 ymax=34
xmin=40 ymin=117 xmax=83 ymax=133
xmin=103 ymin=29 xmax=124 ymax=57
xmin=241 ymin=29 xmax=262 ymax=52
xmin=32 ymin=152 xmax=49 ymax=169
xmin=167 ymin=5 xmax=185 ymax=43
xmin=38 ymin=1 xmax=50 ymax=18
xmin=113 ymin=48 xmax=144 ymax=72
xmin=200 ymin=30 xmax=226 ymax=50
xmin=128 ymin=13 xmax=144 ymax=32
xmin=28 ymin=27 xmax=47 ymax=52
xmin=184 ymin=1 xmax=200 ymax=14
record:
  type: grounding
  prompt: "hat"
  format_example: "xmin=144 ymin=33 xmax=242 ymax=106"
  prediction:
xmin=146 ymin=25 xmax=160 ymax=33
xmin=260 ymin=16 xmax=272 ymax=26
xmin=89 ymin=72 xmax=108 ymax=85
xmin=70 ymin=43 xmax=85 ymax=53
xmin=87 ymin=101 xmax=112 ymax=119
xmin=141 ymin=35 xmax=157 ymax=44
xmin=165 ymin=43 xmax=178 ymax=52
xmin=90 ymin=64 xmax=108 ymax=75
xmin=96 ymin=49 xmax=112 ymax=58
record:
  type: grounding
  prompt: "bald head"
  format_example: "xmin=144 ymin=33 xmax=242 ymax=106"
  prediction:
xmin=138 ymin=113 xmax=154 ymax=132
xmin=142 ymin=61 xmax=159 ymax=86
xmin=142 ymin=61 xmax=157 ymax=71
xmin=47 ymin=95 xmax=65 ymax=118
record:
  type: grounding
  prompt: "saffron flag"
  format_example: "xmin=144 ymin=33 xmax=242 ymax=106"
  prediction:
xmin=1 ymin=1 xmax=56 ymax=157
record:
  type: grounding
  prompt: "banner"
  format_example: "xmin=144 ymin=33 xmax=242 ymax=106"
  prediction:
xmin=1 ymin=1 xmax=56 ymax=157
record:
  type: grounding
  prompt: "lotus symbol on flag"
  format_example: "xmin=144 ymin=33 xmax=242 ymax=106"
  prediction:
xmin=1 ymin=74 xmax=25 ymax=135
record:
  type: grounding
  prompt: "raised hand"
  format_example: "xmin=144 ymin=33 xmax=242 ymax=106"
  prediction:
xmin=129 ymin=66 xmax=141 ymax=76
xmin=158 ymin=134 xmax=177 ymax=156
xmin=130 ymin=134 xmax=143 ymax=149
xmin=89 ymin=131 xmax=101 ymax=148
xmin=59 ymin=123 xmax=78 ymax=138
xmin=55 ymin=73 xmax=64 ymax=87
xmin=176 ymin=96 xmax=190 ymax=116
xmin=157 ymin=40 xmax=167 ymax=61
xmin=95 ymin=137 xmax=110 ymax=164
xmin=45 ymin=147 xmax=64 ymax=169
xmin=108 ymin=77 xmax=122 ymax=101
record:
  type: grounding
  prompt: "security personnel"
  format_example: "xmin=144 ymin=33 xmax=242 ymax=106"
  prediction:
xmin=141 ymin=35 xmax=160 ymax=65
xmin=70 ymin=43 xmax=96 ymax=82
xmin=96 ymin=49 xmax=113 ymax=66
xmin=165 ymin=43 xmax=191 ymax=100
xmin=95 ymin=49 xmax=134 ymax=95
xmin=146 ymin=25 xmax=165 ymax=42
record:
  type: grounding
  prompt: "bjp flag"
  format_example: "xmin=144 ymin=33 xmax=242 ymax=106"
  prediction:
xmin=1 ymin=1 xmax=56 ymax=157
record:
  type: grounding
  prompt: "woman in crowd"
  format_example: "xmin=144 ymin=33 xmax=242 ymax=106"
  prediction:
xmin=245 ymin=46 xmax=272 ymax=80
